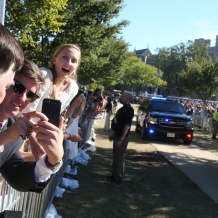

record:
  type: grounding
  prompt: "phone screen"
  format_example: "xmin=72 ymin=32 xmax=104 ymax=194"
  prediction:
xmin=41 ymin=98 xmax=61 ymax=127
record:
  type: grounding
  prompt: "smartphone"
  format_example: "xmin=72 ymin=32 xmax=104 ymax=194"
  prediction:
xmin=41 ymin=98 xmax=61 ymax=127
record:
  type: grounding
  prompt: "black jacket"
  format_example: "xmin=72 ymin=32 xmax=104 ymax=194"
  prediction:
xmin=0 ymin=117 xmax=47 ymax=192
xmin=111 ymin=104 xmax=134 ymax=136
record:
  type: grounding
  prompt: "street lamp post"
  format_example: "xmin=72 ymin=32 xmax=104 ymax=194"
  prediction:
xmin=156 ymin=66 xmax=160 ymax=94
xmin=0 ymin=0 xmax=6 ymax=24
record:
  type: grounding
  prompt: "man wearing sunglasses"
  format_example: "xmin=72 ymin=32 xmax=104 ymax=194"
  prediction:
xmin=0 ymin=59 xmax=64 ymax=192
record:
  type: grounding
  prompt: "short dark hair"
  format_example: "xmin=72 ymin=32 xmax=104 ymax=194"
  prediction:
xmin=16 ymin=59 xmax=45 ymax=89
xmin=0 ymin=23 xmax=24 ymax=75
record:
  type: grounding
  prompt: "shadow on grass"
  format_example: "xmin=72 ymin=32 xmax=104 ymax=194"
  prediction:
xmin=53 ymin=123 xmax=218 ymax=218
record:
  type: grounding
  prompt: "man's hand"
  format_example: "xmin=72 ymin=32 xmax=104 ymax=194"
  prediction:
xmin=1 ymin=111 xmax=48 ymax=145
xmin=34 ymin=116 xmax=64 ymax=165
xmin=114 ymin=140 xmax=122 ymax=147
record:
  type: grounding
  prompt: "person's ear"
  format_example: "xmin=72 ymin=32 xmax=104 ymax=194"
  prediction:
xmin=53 ymin=57 xmax=56 ymax=64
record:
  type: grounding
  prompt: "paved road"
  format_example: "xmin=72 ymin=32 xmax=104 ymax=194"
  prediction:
xmin=130 ymin=102 xmax=218 ymax=204
xmin=152 ymin=141 xmax=218 ymax=204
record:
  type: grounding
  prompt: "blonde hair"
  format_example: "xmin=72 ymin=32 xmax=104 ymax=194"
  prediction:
xmin=50 ymin=44 xmax=81 ymax=99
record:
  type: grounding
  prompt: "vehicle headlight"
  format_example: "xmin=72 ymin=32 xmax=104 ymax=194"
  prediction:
xmin=148 ymin=117 xmax=157 ymax=124
xmin=186 ymin=121 xmax=194 ymax=128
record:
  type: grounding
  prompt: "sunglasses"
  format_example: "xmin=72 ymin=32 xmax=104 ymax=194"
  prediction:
xmin=11 ymin=79 xmax=40 ymax=103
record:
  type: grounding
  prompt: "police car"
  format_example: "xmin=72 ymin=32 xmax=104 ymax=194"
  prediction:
xmin=135 ymin=97 xmax=194 ymax=144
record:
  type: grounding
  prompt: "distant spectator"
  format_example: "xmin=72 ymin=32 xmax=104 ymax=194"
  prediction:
xmin=113 ymin=98 xmax=118 ymax=114
xmin=212 ymin=107 xmax=218 ymax=140
xmin=104 ymin=97 xmax=112 ymax=131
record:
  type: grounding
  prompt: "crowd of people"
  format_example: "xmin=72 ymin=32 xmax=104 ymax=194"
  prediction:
xmin=0 ymin=23 xmax=85 ymax=192
xmin=0 ymin=22 xmax=136 ymax=200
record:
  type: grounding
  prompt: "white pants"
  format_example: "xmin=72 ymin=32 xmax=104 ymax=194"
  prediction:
xmin=65 ymin=116 xmax=79 ymax=159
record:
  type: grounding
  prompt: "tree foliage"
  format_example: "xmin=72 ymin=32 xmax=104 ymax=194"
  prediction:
xmin=5 ymin=0 xmax=130 ymax=87
xmin=180 ymin=59 xmax=218 ymax=102
xmin=120 ymin=53 xmax=166 ymax=94
xmin=156 ymin=40 xmax=212 ymax=97
xmin=5 ymin=0 xmax=67 ymax=63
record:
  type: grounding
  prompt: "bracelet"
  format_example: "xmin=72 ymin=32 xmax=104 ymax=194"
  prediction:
xmin=44 ymin=155 xmax=62 ymax=171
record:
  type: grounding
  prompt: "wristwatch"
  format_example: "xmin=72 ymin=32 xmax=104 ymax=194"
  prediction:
xmin=120 ymin=137 xmax=124 ymax=141
xmin=44 ymin=155 xmax=63 ymax=171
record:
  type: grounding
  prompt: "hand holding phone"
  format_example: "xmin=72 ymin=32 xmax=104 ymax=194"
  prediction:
xmin=41 ymin=98 xmax=61 ymax=127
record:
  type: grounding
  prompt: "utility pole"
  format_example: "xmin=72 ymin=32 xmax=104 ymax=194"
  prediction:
xmin=0 ymin=0 xmax=6 ymax=25
xmin=156 ymin=65 xmax=160 ymax=94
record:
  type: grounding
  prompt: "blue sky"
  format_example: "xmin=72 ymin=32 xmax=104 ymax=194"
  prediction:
xmin=115 ymin=0 xmax=218 ymax=54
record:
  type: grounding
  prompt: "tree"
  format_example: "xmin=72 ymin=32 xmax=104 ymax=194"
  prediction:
xmin=156 ymin=43 xmax=189 ymax=96
xmin=181 ymin=59 xmax=218 ymax=102
xmin=51 ymin=0 xmax=129 ymax=85
xmin=5 ymin=0 xmax=130 ymax=86
xmin=5 ymin=0 xmax=67 ymax=63
xmin=187 ymin=40 xmax=212 ymax=62
xmin=119 ymin=53 xmax=166 ymax=94
xmin=156 ymin=40 xmax=212 ymax=96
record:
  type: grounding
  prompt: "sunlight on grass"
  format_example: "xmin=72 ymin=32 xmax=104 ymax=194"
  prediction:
xmin=53 ymin=114 xmax=218 ymax=218
xmin=129 ymin=205 xmax=139 ymax=210
xmin=155 ymin=206 xmax=175 ymax=212
xmin=152 ymin=193 xmax=160 ymax=197
xmin=95 ymin=197 xmax=108 ymax=203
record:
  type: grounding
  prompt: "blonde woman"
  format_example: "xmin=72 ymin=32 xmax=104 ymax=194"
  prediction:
xmin=26 ymin=44 xmax=85 ymax=159
xmin=24 ymin=44 xmax=82 ymax=114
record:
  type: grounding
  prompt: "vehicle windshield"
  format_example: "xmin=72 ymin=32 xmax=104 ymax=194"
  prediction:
xmin=149 ymin=101 xmax=186 ymax=114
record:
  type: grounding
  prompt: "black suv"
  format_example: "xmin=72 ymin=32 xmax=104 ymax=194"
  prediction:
xmin=136 ymin=97 xmax=194 ymax=144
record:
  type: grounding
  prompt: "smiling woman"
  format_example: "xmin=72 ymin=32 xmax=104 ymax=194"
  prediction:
xmin=21 ymin=44 xmax=83 ymax=161
xmin=23 ymin=44 xmax=81 ymax=114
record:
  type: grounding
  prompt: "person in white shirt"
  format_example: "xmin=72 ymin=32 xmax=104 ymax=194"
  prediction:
xmin=0 ymin=59 xmax=64 ymax=192
xmin=23 ymin=44 xmax=83 ymax=160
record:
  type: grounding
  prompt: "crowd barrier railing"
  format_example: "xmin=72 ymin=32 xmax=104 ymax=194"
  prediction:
xmin=192 ymin=114 xmax=213 ymax=133
xmin=79 ymin=118 xmax=95 ymax=149
xmin=0 ymin=116 xmax=96 ymax=217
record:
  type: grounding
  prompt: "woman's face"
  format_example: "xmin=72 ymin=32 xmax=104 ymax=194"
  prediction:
xmin=53 ymin=47 xmax=80 ymax=80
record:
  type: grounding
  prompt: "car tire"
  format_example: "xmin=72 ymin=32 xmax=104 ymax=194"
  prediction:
xmin=135 ymin=116 xmax=140 ymax=133
xmin=142 ymin=122 xmax=149 ymax=140
xmin=183 ymin=138 xmax=192 ymax=145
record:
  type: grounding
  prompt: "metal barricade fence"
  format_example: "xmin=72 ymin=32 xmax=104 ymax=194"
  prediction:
xmin=79 ymin=118 xmax=95 ymax=149
xmin=0 ymin=117 xmax=95 ymax=217
xmin=192 ymin=114 xmax=213 ymax=133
